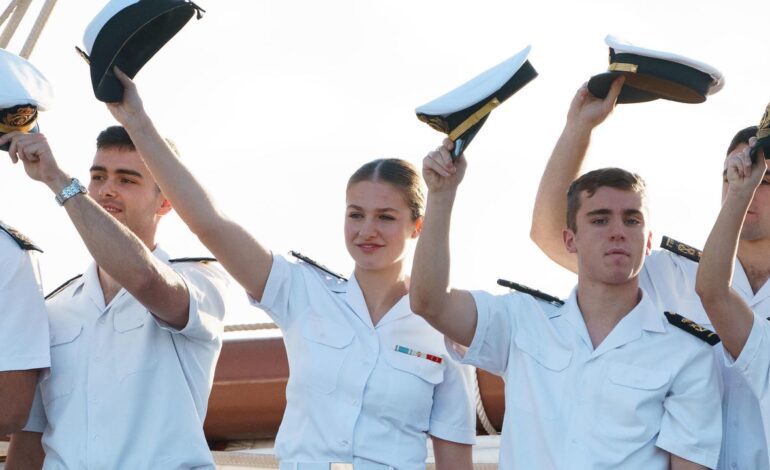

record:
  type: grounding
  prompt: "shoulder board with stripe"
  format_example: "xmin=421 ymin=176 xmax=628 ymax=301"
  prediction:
xmin=168 ymin=257 xmax=217 ymax=264
xmin=45 ymin=274 xmax=83 ymax=300
xmin=664 ymin=311 xmax=720 ymax=345
xmin=660 ymin=236 xmax=702 ymax=263
xmin=0 ymin=221 xmax=42 ymax=252
xmin=290 ymin=251 xmax=347 ymax=281
xmin=497 ymin=278 xmax=564 ymax=307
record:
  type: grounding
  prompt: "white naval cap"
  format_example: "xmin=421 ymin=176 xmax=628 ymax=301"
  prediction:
xmin=78 ymin=0 xmax=204 ymax=102
xmin=588 ymin=35 xmax=724 ymax=104
xmin=0 ymin=49 xmax=53 ymax=150
xmin=416 ymin=45 xmax=538 ymax=158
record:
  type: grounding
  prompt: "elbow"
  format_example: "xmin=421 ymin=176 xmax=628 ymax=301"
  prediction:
xmin=409 ymin=290 xmax=442 ymax=320
xmin=694 ymin=277 xmax=725 ymax=308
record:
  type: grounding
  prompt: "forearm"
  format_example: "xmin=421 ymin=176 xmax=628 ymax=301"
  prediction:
xmin=6 ymin=431 xmax=44 ymax=470
xmin=0 ymin=370 xmax=38 ymax=435
xmin=432 ymin=436 xmax=473 ymax=470
xmin=530 ymin=121 xmax=592 ymax=272
xmin=697 ymin=191 xmax=754 ymax=357
xmin=411 ymin=191 xmax=456 ymax=317
xmin=670 ymin=454 xmax=707 ymax=470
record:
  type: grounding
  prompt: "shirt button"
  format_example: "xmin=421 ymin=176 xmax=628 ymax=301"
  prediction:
xmin=89 ymin=398 xmax=99 ymax=404
xmin=340 ymin=440 xmax=349 ymax=447
xmin=352 ymin=399 xmax=359 ymax=406
xmin=92 ymin=434 xmax=99 ymax=441
xmin=98 ymin=317 xmax=106 ymax=325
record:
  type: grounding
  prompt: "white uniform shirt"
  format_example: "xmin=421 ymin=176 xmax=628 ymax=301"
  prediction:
xmin=642 ymin=249 xmax=770 ymax=469
xmin=25 ymin=247 xmax=228 ymax=470
xmin=0 ymin=231 xmax=49 ymax=372
xmin=455 ymin=288 xmax=721 ymax=470
xmin=253 ymin=255 xmax=476 ymax=469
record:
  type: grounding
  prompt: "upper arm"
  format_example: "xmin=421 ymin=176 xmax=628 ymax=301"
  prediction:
xmin=431 ymin=435 xmax=473 ymax=470
xmin=195 ymin=215 xmax=273 ymax=302
xmin=697 ymin=287 xmax=754 ymax=359
xmin=415 ymin=289 xmax=478 ymax=348
xmin=6 ymin=431 xmax=44 ymax=470
xmin=0 ymin=370 xmax=39 ymax=435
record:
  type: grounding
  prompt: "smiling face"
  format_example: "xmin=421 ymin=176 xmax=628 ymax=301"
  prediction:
xmin=564 ymin=186 xmax=652 ymax=286
xmin=722 ymin=142 xmax=770 ymax=242
xmin=344 ymin=180 xmax=422 ymax=273
xmin=88 ymin=146 xmax=171 ymax=247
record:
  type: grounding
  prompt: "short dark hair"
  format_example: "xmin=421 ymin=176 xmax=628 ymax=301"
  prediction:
xmin=566 ymin=168 xmax=647 ymax=232
xmin=727 ymin=126 xmax=757 ymax=156
xmin=96 ymin=125 xmax=180 ymax=156
xmin=347 ymin=158 xmax=424 ymax=221
xmin=96 ymin=125 xmax=135 ymax=152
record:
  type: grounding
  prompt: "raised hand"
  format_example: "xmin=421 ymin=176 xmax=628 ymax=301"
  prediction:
xmin=105 ymin=67 xmax=146 ymax=127
xmin=422 ymin=138 xmax=467 ymax=194
xmin=0 ymin=132 xmax=68 ymax=187
xmin=725 ymin=138 xmax=768 ymax=198
xmin=566 ymin=77 xmax=624 ymax=130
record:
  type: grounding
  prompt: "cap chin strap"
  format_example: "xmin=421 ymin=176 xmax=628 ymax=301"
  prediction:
xmin=448 ymin=97 xmax=500 ymax=141
xmin=608 ymin=62 xmax=638 ymax=73
xmin=0 ymin=119 xmax=36 ymax=133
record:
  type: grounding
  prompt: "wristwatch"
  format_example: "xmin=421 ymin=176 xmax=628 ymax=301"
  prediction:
xmin=55 ymin=177 xmax=87 ymax=205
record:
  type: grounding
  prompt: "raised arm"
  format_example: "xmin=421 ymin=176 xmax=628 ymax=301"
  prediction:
xmin=410 ymin=139 xmax=477 ymax=347
xmin=530 ymin=78 xmax=624 ymax=273
xmin=0 ymin=132 xmax=191 ymax=328
xmin=696 ymin=144 xmax=767 ymax=358
xmin=106 ymin=69 xmax=272 ymax=301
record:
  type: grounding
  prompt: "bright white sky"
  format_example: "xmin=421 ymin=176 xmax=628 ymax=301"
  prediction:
xmin=3 ymin=0 xmax=770 ymax=321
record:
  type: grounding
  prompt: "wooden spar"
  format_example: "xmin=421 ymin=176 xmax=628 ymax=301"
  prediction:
xmin=20 ymin=0 xmax=57 ymax=58
xmin=0 ymin=0 xmax=31 ymax=49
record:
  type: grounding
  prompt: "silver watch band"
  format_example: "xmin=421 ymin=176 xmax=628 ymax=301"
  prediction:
xmin=55 ymin=178 xmax=87 ymax=206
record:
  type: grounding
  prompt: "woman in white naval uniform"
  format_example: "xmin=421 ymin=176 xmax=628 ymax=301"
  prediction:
xmin=106 ymin=70 xmax=476 ymax=470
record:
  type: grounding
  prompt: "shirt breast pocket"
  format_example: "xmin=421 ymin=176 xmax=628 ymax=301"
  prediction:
xmin=511 ymin=332 xmax=572 ymax=419
xmin=599 ymin=362 xmax=670 ymax=437
xmin=113 ymin=309 xmax=158 ymax=381
xmin=41 ymin=324 xmax=83 ymax=406
xmin=297 ymin=318 xmax=354 ymax=394
xmin=383 ymin=350 xmax=445 ymax=427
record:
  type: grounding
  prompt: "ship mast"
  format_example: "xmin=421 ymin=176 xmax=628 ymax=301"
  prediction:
xmin=0 ymin=0 xmax=57 ymax=58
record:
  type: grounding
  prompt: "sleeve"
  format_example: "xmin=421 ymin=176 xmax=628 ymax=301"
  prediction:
xmin=22 ymin=384 xmax=47 ymax=433
xmin=154 ymin=261 xmax=229 ymax=342
xmin=248 ymin=254 xmax=309 ymax=330
xmin=656 ymin=341 xmax=723 ymax=468
xmin=428 ymin=359 xmax=477 ymax=445
xmin=450 ymin=290 xmax=515 ymax=377
xmin=639 ymin=249 xmax=697 ymax=313
xmin=726 ymin=312 xmax=770 ymax=402
xmin=0 ymin=241 xmax=50 ymax=372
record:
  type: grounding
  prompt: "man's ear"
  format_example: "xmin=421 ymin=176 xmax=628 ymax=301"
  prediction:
xmin=563 ymin=228 xmax=578 ymax=254
xmin=157 ymin=198 xmax=173 ymax=216
xmin=645 ymin=229 xmax=653 ymax=256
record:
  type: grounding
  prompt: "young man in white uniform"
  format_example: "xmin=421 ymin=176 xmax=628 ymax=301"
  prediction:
xmin=530 ymin=79 xmax=770 ymax=469
xmin=0 ymin=223 xmax=49 ymax=436
xmin=411 ymin=142 xmax=722 ymax=469
xmin=2 ymin=123 xmax=228 ymax=468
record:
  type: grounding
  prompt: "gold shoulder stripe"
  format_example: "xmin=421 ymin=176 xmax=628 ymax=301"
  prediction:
xmin=664 ymin=312 xmax=720 ymax=345
xmin=660 ymin=236 xmax=701 ymax=262
xmin=497 ymin=278 xmax=564 ymax=307
xmin=168 ymin=257 xmax=217 ymax=264
xmin=0 ymin=221 xmax=42 ymax=252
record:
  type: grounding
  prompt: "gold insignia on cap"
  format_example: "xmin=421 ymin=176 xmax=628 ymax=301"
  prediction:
xmin=417 ymin=114 xmax=449 ymax=134
xmin=449 ymin=98 xmax=500 ymax=141
xmin=757 ymin=104 xmax=770 ymax=139
xmin=0 ymin=106 xmax=37 ymax=134
xmin=608 ymin=62 xmax=638 ymax=73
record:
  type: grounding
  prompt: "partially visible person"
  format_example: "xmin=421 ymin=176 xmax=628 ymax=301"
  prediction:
xmin=411 ymin=138 xmax=721 ymax=469
xmin=96 ymin=68 xmax=476 ymax=469
xmin=0 ymin=47 xmax=53 ymax=437
xmin=530 ymin=79 xmax=770 ymax=469
xmin=3 ymin=123 xmax=228 ymax=469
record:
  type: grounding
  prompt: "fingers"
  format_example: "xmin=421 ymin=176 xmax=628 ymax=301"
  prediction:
xmin=424 ymin=148 xmax=453 ymax=177
xmin=606 ymin=76 xmax=625 ymax=105
xmin=5 ymin=133 xmax=48 ymax=165
xmin=112 ymin=66 xmax=134 ymax=89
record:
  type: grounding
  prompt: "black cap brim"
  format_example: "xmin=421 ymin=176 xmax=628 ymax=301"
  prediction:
xmin=89 ymin=1 xmax=198 ymax=102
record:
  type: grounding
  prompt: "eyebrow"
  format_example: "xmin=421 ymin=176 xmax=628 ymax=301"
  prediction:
xmin=89 ymin=165 xmax=144 ymax=179
xmin=585 ymin=208 xmax=644 ymax=217
xmin=347 ymin=204 xmax=398 ymax=212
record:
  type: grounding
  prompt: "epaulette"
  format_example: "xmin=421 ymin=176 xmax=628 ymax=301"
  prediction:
xmin=497 ymin=279 xmax=564 ymax=307
xmin=290 ymin=250 xmax=347 ymax=282
xmin=664 ymin=311 xmax=720 ymax=345
xmin=0 ymin=220 xmax=42 ymax=252
xmin=660 ymin=236 xmax=701 ymax=263
xmin=45 ymin=274 xmax=83 ymax=300
xmin=168 ymin=257 xmax=217 ymax=264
